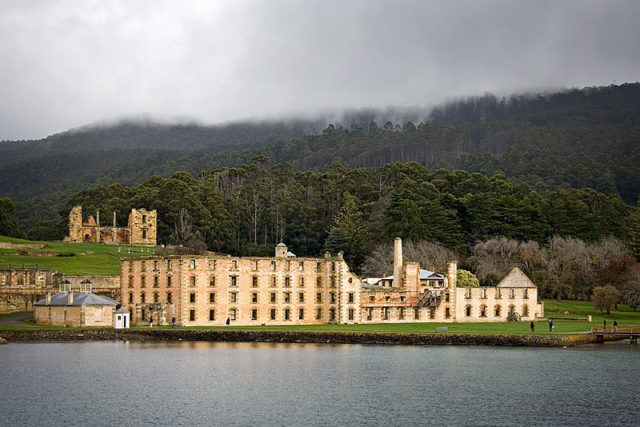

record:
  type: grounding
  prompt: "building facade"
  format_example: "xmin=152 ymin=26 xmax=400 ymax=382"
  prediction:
xmin=64 ymin=206 xmax=157 ymax=246
xmin=120 ymin=244 xmax=361 ymax=326
xmin=34 ymin=291 xmax=118 ymax=327
xmin=360 ymin=238 xmax=544 ymax=323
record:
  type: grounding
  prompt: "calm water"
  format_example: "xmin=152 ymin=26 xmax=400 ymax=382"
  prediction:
xmin=0 ymin=342 xmax=638 ymax=426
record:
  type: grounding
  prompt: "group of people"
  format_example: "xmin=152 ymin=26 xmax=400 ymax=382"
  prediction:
xmin=528 ymin=319 xmax=619 ymax=333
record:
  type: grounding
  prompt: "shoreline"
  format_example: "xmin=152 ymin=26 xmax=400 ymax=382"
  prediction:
xmin=0 ymin=329 xmax=599 ymax=347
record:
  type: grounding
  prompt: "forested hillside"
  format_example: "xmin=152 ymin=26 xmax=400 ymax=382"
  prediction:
xmin=1 ymin=83 xmax=639 ymax=229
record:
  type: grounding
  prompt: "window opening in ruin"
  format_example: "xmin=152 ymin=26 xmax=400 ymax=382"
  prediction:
xmin=284 ymin=308 xmax=291 ymax=320
xmin=128 ymin=276 xmax=133 ymax=288
xmin=141 ymin=262 xmax=146 ymax=272
xmin=524 ymin=288 xmax=529 ymax=299
xmin=230 ymin=276 xmax=237 ymax=287
xmin=232 ymin=260 xmax=238 ymax=270
xmin=142 ymin=215 xmax=146 ymax=223
xmin=141 ymin=275 xmax=146 ymax=288
xmin=252 ymin=260 xmax=258 ymax=271
xmin=270 ymin=309 xmax=276 ymax=320
xmin=154 ymin=276 xmax=159 ymax=288
xmin=153 ymin=260 xmax=158 ymax=271
xmin=399 ymin=296 xmax=405 ymax=302
xmin=429 ymin=308 xmax=435 ymax=319
xmin=271 ymin=260 xmax=276 ymax=271
xmin=167 ymin=292 xmax=172 ymax=304
xmin=209 ymin=276 xmax=215 ymax=287
xmin=398 ymin=308 xmax=404 ymax=320
xmin=230 ymin=308 xmax=237 ymax=320
xmin=252 ymin=276 xmax=258 ymax=287
xmin=316 ymin=292 xmax=322 ymax=303
xmin=167 ymin=260 xmax=172 ymax=271
xmin=330 ymin=276 xmax=336 ymax=288
xmin=230 ymin=292 xmax=237 ymax=303
xmin=316 ymin=308 xmax=323 ymax=320
xmin=284 ymin=277 xmax=291 ymax=288
xmin=348 ymin=308 xmax=354 ymax=320
xmin=316 ymin=262 xmax=321 ymax=272
xmin=495 ymin=305 xmax=501 ymax=317
xmin=128 ymin=262 xmax=133 ymax=273
xmin=209 ymin=292 xmax=215 ymax=303
xmin=522 ymin=305 xmax=529 ymax=316
xmin=209 ymin=309 xmax=215 ymax=321
xmin=190 ymin=276 xmax=196 ymax=287
xmin=142 ymin=309 xmax=146 ymax=320
xmin=465 ymin=305 xmax=471 ymax=317
xmin=298 ymin=292 xmax=304 ymax=303
xmin=348 ymin=293 xmax=354 ymax=303
xmin=129 ymin=292 xmax=133 ymax=303
xmin=466 ymin=288 xmax=471 ymax=299
xmin=298 ymin=308 xmax=304 ymax=320
xmin=271 ymin=276 xmax=277 ymax=287
xmin=482 ymin=288 xmax=487 ymax=299
xmin=369 ymin=295 xmax=374 ymax=302
xmin=367 ymin=308 xmax=373 ymax=321
xmin=480 ymin=305 xmax=487 ymax=317
xmin=382 ymin=307 xmax=389 ymax=320
xmin=329 ymin=308 xmax=336 ymax=321
xmin=496 ymin=289 xmax=501 ymax=299
xmin=141 ymin=292 xmax=146 ymax=303
xmin=252 ymin=292 xmax=258 ymax=303
xmin=445 ymin=307 xmax=450 ymax=318
xmin=330 ymin=292 xmax=336 ymax=303
xmin=284 ymin=292 xmax=291 ymax=303
xmin=154 ymin=292 xmax=159 ymax=303
xmin=414 ymin=308 xmax=420 ymax=320
xmin=167 ymin=276 xmax=172 ymax=287
xmin=510 ymin=288 xmax=515 ymax=299
xmin=190 ymin=293 xmax=196 ymax=303
xmin=270 ymin=292 xmax=276 ymax=303
xmin=299 ymin=261 xmax=304 ymax=271
xmin=445 ymin=292 xmax=450 ymax=302
xmin=252 ymin=309 xmax=258 ymax=320
xmin=286 ymin=260 xmax=291 ymax=271
xmin=331 ymin=262 xmax=335 ymax=272
xmin=316 ymin=276 xmax=322 ymax=288
xmin=299 ymin=277 xmax=304 ymax=287
xmin=190 ymin=310 xmax=195 ymax=321
xmin=385 ymin=295 xmax=390 ymax=302
xmin=142 ymin=229 xmax=147 ymax=239
xmin=190 ymin=259 xmax=196 ymax=269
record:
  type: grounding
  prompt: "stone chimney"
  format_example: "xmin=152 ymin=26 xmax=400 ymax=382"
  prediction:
xmin=67 ymin=292 xmax=74 ymax=305
xmin=447 ymin=262 xmax=457 ymax=289
xmin=392 ymin=237 xmax=403 ymax=288
xmin=46 ymin=292 xmax=51 ymax=304
xmin=113 ymin=211 xmax=117 ymax=227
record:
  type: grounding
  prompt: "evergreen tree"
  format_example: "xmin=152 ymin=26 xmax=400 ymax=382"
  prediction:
xmin=324 ymin=194 xmax=369 ymax=274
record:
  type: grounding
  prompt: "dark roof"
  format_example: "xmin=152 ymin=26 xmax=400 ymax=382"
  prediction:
xmin=34 ymin=292 xmax=118 ymax=307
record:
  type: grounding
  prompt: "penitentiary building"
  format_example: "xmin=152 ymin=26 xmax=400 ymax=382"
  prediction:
xmin=120 ymin=244 xmax=361 ymax=326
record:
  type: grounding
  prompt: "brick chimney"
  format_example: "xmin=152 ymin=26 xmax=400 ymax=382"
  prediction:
xmin=67 ymin=291 xmax=74 ymax=304
xmin=392 ymin=237 xmax=403 ymax=288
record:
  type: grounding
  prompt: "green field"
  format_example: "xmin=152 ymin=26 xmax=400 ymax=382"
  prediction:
xmin=0 ymin=235 xmax=152 ymax=275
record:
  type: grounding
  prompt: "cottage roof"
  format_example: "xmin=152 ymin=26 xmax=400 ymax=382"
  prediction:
xmin=497 ymin=267 xmax=536 ymax=288
xmin=115 ymin=307 xmax=129 ymax=313
xmin=34 ymin=292 xmax=118 ymax=307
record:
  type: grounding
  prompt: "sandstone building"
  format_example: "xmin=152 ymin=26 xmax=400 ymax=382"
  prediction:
xmin=360 ymin=238 xmax=544 ymax=323
xmin=34 ymin=291 xmax=118 ymax=327
xmin=64 ymin=206 xmax=157 ymax=246
xmin=120 ymin=244 xmax=361 ymax=326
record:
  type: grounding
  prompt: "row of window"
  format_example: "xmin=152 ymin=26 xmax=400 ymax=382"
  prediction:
xmin=465 ymin=288 xmax=530 ymax=299
xmin=464 ymin=304 xmax=530 ymax=317
xmin=188 ymin=307 xmax=348 ymax=322
xmin=364 ymin=307 xmax=444 ymax=321
xmin=128 ymin=290 xmax=354 ymax=305
xmin=128 ymin=274 xmax=339 ymax=289
xmin=129 ymin=259 xmax=339 ymax=273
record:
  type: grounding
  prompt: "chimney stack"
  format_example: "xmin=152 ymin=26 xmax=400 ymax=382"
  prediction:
xmin=46 ymin=292 xmax=51 ymax=304
xmin=113 ymin=211 xmax=117 ymax=227
xmin=392 ymin=237 xmax=403 ymax=288
xmin=67 ymin=292 xmax=74 ymax=305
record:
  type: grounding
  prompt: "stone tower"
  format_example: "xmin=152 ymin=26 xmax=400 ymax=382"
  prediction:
xmin=64 ymin=206 xmax=83 ymax=243
xmin=128 ymin=209 xmax=157 ymax=246
xmin=275 ymin=243 xmax=287 ymax=258
xmin=392 ymin=237 xmax=403 ymax=288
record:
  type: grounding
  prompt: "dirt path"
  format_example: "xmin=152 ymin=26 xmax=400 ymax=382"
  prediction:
xmin=0 ymin=312 xmax=35 ymax=327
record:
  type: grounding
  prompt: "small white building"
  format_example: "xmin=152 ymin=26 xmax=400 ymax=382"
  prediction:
xmin=113 ymin=306 xmax=130 ymax=329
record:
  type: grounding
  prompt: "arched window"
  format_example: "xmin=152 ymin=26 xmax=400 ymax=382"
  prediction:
xmin=465 ymin=305 xmax=472 ymax=317
xmin=522 ymin=305 xmax=529 ymax=317
xmin=494 ymin=305 xmax=501 ymax=317
xmin=480 ymin=305 xmax=487 ymax=317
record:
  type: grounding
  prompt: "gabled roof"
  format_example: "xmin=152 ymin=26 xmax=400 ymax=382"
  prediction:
xmin=497 ymin=267 xmax=536 ymax=288
xmin=34 ymin=292 xmax=118 ymax=307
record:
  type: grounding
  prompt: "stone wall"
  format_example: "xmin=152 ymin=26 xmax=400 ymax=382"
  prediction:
xmin=35 ymin=305 xmax=114 ymax=327
xmin=128 ymin=209 xmax=157 ymax=246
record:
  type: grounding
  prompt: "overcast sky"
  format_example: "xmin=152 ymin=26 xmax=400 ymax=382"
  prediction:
xmin=1 ymin=0 xmax=639 ymax=140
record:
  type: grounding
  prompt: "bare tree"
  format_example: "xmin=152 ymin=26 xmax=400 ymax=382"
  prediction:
xmin=363 ymin=240 xmax=456 ymax=276
xmin=592 ymin=284 xmax=620 ymax=314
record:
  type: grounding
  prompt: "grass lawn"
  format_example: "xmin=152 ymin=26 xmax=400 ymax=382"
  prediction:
xmin=0 ymin=234 xmax=153 ymax=275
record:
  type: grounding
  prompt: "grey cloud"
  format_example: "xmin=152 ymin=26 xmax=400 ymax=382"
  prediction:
xmin=0 ymin=0 xmax=639 ymax=140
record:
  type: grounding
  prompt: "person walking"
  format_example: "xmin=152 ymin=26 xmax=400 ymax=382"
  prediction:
xmin=149 ymin=316 xmax=153 ymax=328
xmin=604 ymin=319 xmax=607 ymax=332
xmin=548 ymin=319 xmax=553 ymax=333
xmin=530 ymin=321 xmax=535 ymax=333
xmin=613 ymin=320 xmax=618 ymax=332
xmin=226 ymin=317 xmax=230 ymax=327
xmin=171 ymin=316 xmax=176 ymax=328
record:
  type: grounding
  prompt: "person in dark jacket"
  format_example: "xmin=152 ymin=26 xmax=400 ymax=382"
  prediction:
xmin=548 ymin=319 xmax=553 ymax=333
xmin=530 ymin=321 xmax=535 ymax=333
xmin=226 ymin=317 xmax=230 ymax=327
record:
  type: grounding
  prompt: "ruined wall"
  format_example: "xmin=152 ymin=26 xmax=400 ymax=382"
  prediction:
xmin=61 ymin=275 xmax=121 ymax=301
xmin=128 ymin=209 xmax=157 ymax=246
xmin=454 ymin=286 xmax=544 ymax=322
xmin=0 ymin=268 xmax=59 ymax=312
xmin=63 ymin=206 xmax=84 ymax=243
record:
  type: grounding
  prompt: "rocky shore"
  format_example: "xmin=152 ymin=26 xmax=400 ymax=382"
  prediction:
xmin=0 ymin=329 xmax=598 ymax=347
